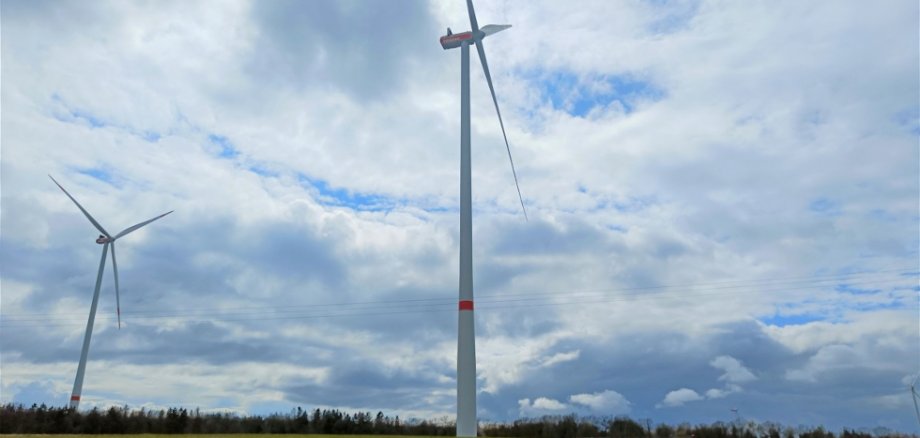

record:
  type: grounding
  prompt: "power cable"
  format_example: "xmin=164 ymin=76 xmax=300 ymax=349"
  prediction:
xmin=0 ymin=273 xmax=912 ymax=330
xmin=3 ymin=267 xmax=912 ymax=321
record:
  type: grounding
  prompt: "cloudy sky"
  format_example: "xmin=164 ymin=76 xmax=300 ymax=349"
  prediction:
xmin=1 ymin=0 xmax=918 ymax=432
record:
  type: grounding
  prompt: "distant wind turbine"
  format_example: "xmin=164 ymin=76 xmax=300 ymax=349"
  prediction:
xmin=910 ymin=375 xmax=920 ymax=426
xmin=49 ymin=175 xmax=172 ymax=409
xmin=439 ymin=1 xmax=527 ymax=436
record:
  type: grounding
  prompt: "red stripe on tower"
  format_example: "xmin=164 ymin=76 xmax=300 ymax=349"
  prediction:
xmin=459 ymin=300 xmax=474 ymax=311
xmin=70 ymin=395 xmax=80 ymax=401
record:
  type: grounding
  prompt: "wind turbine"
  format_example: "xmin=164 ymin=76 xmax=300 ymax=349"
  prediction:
xmin=49 ymin=175 xmax=172 ymax=409
xmin=910 ymin=375 xmax=920 ymax=426
xmin=439 ymin=1 xmax=526 ymax=436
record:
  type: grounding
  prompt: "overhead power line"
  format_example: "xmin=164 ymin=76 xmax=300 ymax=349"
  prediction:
xmin=4 ymin=267 xmax=912 ymax=319
xmin=0 ymin=269 xmax=914 ymax=330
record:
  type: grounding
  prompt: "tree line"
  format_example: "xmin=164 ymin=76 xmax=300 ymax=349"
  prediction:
xmin=0 ymin=404 xmax=452 ymax=435
xmin=481 ymin=416 xmax=910 ymax=438
xmin=0 ymin=403 xmax=912 ymax=437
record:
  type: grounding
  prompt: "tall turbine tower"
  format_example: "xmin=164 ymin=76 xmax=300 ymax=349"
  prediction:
xmin=910 ymin=375 xmax=920 ymax=426
xmin=440 ymin=1 xmax=527 ymax=436
xmin=49 ymin=175 xmax=172 ymax=409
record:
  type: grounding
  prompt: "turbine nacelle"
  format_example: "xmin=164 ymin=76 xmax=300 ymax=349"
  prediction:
xmin=440 ymin=30 xmax=474 ymax=50
xmin=439 ymin=24 xmax=510 ymax=50
xmin=96 ymin=235 xmax=112 ymax=244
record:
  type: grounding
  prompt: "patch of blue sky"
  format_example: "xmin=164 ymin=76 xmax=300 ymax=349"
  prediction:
xmin=610 ymin=195 xmax=659 ymax=213
xmin=801 ymin=109 xmax=827 ymax=127
xmin=808 ymin=197 xmax=841 ymax=216
xmin=421 ymin=205 xmax=454 ymax=213
xmin=297 ymin=173 xmax=393 ymax=211
xmin=893 ymin=105 xmax=919 ymax=135
xmin=69 ymin=108 xmax=106 ymax=128
xmin=296 ymin=174 xmax=453 ymax=214
xmin=50 ymin=93 xmax=106 ymax=129
xmin=867 ymin=208 xmax=898 ymax=222
xmin=49 ymin=93 xmax=162 ymax=142
xmin=835 ymin=283 xmax=885 ymax=295
xmin=760 ymin=312 xmax=825 ymax=327
xmin=524 ymin=70 xmax=664 ymax=118
xmin=208 ymin=134 xmax=238 ymax=159
xmin=10 ymin=381 xmax=62 ymax=405
xmin=247 ymin=163 xmax=279 ymax=177
xmin=847 ymin=300 xmax=906 ymax=312
xmin=575 ymin=184 xmax=657 ymax=212
xmin=141 ymin=131 xmax=161 ymax=142
xmin=645 ymin=0 xmax=700 ymax=35
xmin=249 ymin=400 xmax=298 ymax=416
xmin=562 ymin=193 xmax=658 ymax=217
xmin=76 ymin=167 xmax=117 ymax=186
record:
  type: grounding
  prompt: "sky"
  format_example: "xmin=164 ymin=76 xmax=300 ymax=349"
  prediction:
xmin=1 ymin=0 xmax=918 ymax=433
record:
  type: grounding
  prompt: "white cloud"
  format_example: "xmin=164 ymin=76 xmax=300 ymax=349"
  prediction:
xmin=477 ymin=333 xmax=572 ymax=394
xmin=869 ymin=392 xmax=914 ymax=410
xmin=659 ymin=388 xmax=704 ymax=407
xmin=518 ymin=389 xmax=632 ymax=417
xmin=570 ymin=390 xmax=631 ymax=414
xmin=710 ymin=356 xmax=756 ymax=384
xmin=658 ymin=356 xmax=752 ymax=406
xmin=778 ymin=313 xmax=916 ymax=385
xmin=705 ymin=384 xmax=741 ymax=399
xmin=785 ymin=344 xmax=861 ymax=383
xmin=518 ymin=397 xmax=568 ymax=417
xmin=533 ymin=397 xmax=567 ymax=410
xmin=763 ymin=311 xmax=917 ymax=355
xmin=540 ymin=350 xmax=581 ymax=368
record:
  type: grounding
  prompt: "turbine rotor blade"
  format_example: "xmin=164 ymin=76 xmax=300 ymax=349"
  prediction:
xmin=114 ymin=210 xmax=174 ymax=239
xmin=48 ymin=175 xmax=111 ymax=238
xmin=111 ymin=242 xmax=121 ymax=329
xmin=466 ymin=0 xmax=480 ymax=33
xmin=475 ymin=41 xmax=528 ymax=220
xmin=480 ymin=24 xmax=511 ymax=37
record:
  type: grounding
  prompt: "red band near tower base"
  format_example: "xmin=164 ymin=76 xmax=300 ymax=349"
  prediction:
xmin=70 ymin=395 xmax=80 ymax=401
xmin=459 ymin=300 xmax=474 ymax=311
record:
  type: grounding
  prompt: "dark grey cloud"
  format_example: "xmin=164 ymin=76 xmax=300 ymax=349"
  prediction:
xmin=0 ymin=0 xmax=109 ymax=39
xmin=476 ymin=320 xmax=918 ymax=430
xmin=242 ymin=220 xmax=346 ymax=286
xmin=3 ymin=319 xmax=301 ymax=366
xmin=1 ymin=212 xmax=345 ymax=306
xmin=247 ymin=0 xmax=439 ymax=100
xmin=283 ymin=358 xmax=450 ymax=411
xmin=1 ymin=214 xmax=348 ymax=362
xmin=115 ymin=217 xmax=347 ymax=310
xmin=486 ymin=217 xmax=622 ymax=256
xmin=312 ymin=287 xmax=457 ymax=339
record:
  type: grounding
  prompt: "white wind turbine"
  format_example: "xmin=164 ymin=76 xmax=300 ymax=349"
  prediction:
xmin=439 ymin=1 xmax=527 ymax=436
xmin=49 ymin=175 xmax=172 ymax=409
xmin=910 ymin=375 xmax=920 ymax=426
